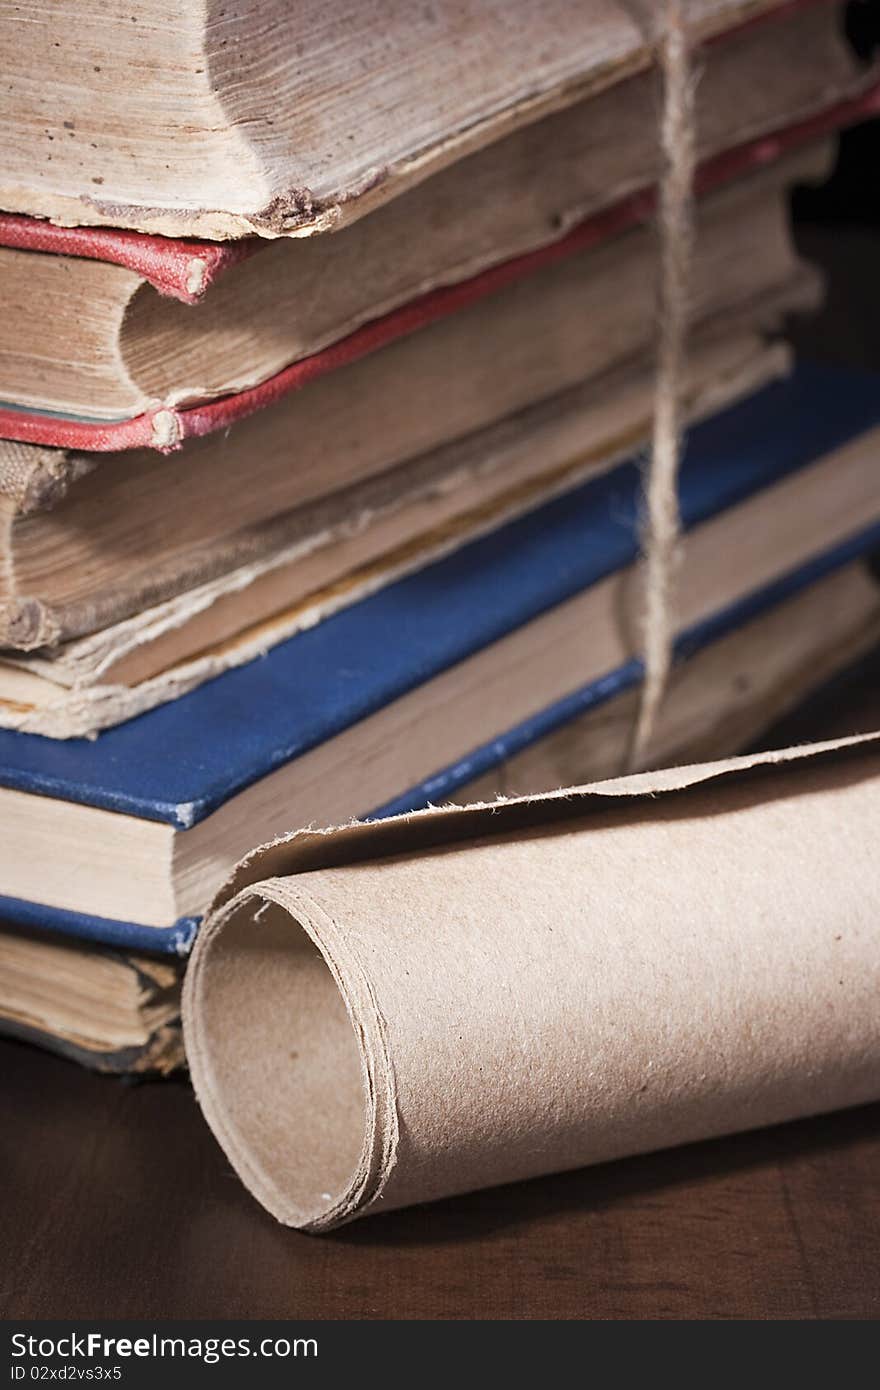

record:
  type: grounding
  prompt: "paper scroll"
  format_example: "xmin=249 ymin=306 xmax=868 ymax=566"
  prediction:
xmin=183 ymin=733 xmax=880 ymax=1230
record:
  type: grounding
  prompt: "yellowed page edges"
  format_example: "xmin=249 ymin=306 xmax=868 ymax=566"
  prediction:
xmin=183 ymin=733 xmax=880 ymax=1230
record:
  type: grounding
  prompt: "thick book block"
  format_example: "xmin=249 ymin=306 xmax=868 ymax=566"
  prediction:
xmin=0 ymin=0 xmax=844 ymax=238
xmin=0 ymin=4 xmax=874 ymax=436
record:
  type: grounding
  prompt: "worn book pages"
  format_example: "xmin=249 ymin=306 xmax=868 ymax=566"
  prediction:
xmin=0 ymin=332 xmax=788 ymax=736
xmin=0 ymin=926 xmax=183 ymax=1075
xmin=0 ymin=1 xmax=865 ymax=418
xmin=0 ymin=142 xmax=817 ymax=649
xmin=184 ymin=734 xmax=880 ymax=1230
xmin=0 ymin=1 xmax=821 ymax=237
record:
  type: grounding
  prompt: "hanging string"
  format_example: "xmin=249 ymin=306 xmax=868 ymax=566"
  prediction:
xmin=626 ymin=0 xmax=696 ymax=772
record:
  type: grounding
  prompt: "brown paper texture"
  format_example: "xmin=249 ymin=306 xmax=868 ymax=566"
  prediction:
xmin=183 ymin=733 xmax=880 ymax=1230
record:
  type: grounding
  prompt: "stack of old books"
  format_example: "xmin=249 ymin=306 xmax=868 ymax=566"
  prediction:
xmin=1 ymin=0 xmax=879 ymax=1073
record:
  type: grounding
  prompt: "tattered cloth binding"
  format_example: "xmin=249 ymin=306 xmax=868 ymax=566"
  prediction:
xmin=0 ymin=214 xmax=257 ymax=304
xmin=1 ymin=82 xmax=878 ymax=454
xmin=184 ymin=734 xmax=880 ymax=1231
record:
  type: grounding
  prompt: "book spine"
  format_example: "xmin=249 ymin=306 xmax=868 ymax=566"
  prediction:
xmin=0 ymin=441 xmax=95 ymax=512
xmin=0 ymin=212 xmax=256 ymax=302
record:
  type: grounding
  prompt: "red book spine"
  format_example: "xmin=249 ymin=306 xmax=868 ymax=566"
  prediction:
xmin=0 ymin=214 xmax=257 ymax=302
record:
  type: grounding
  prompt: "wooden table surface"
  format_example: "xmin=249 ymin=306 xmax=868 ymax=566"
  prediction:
xmin=1 ymin=653 xmax=879 ymax=1321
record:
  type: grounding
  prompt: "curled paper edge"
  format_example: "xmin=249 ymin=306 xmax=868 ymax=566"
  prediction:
xmin=183 ymin=730 xmax=880 ymax=1230
xmin=203 ymin=729 xmax=880 ymax=910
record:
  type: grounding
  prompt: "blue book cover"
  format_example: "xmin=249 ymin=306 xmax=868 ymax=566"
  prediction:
xmin=0 ymin=360 xmax=878 ymax=953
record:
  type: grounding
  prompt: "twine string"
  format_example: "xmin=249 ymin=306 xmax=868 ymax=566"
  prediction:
xmin=626 ymin=0 xmax=696 ymax=772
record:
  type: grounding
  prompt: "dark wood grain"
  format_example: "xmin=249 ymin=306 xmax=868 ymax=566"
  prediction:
xmin=1 ymin=659 xmax=879 ymax=1321
xmin=1 ymin=1038 xmax=879 ymax=1320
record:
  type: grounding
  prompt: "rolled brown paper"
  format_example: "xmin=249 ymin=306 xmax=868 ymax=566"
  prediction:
xmin=183 ymin=733 xmax=880 ymax=1231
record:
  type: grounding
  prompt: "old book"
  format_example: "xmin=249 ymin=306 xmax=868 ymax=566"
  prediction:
xmin=1 ymin=1 xmax=871 ymax=239
xmin=0 ymin=332 xmax=788 ymax=736
xmin=0 ymin=146 xmax=824 ymax=653
xmin=0 ymin=362 xmax=878 ymax=950
xmin=0 ymin=1 xmax=871 ymax=425
xmin=5 ymin=557 xmax=879 ymax=1074
xmin=0 ymin=134 xmax=825 ymax=456
xmin=183 ymin=735 xmax=880 ymax=1229
xmin=0 ymin=925 xmax=183 ymax=1075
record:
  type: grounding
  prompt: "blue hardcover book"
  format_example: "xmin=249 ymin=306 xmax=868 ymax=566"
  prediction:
xmin=0 ymin=361 xmax=878 ymax=953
